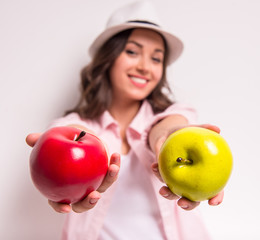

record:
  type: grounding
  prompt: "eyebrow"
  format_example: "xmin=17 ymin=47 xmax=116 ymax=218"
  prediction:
xmin=126 ymin=40 xmax=164 ymax=54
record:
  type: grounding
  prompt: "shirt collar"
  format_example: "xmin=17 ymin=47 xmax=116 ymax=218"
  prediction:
xmin=99 ymin=110 xmax=118 ymax=130
xmin=128 ymin=100 xmax=154 ymax=135
xmin=99 ymin=100 xmax=154 ymax=134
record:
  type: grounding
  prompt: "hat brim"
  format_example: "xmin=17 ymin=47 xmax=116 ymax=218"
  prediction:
xmin=88 ymin=22 xmax=183 ymax=65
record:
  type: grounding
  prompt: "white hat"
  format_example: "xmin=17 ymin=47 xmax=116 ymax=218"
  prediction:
xmin=89 ymin=1 xmax=183 ymax=65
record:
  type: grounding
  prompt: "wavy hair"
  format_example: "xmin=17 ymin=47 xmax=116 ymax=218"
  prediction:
xmin=66 ymin=29 xmax=174 ymax=119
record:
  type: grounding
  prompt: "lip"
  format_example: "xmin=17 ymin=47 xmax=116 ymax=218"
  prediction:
xmin=129 ymin=75 xmax=149 ymax=88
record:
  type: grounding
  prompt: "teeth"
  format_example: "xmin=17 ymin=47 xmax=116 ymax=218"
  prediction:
xmin=131 ymin=77 xmax=147 ymax=84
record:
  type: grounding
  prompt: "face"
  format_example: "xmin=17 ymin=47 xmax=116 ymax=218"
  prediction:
xmin=109 ymin=28 xmax=165 ymax=103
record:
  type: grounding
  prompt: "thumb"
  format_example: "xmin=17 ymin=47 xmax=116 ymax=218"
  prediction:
xmin=26 ymin=133 xmax=41 ymax=147
xmin=155 ymin=136 xmax=167 ymax=158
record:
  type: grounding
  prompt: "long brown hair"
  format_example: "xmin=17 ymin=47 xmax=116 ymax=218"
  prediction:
xmin=66 ymin=29 xmax=174 ymax=119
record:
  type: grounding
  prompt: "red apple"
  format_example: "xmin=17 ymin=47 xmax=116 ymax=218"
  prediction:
xmin=29 ymin=126 xmax=109 ymax=204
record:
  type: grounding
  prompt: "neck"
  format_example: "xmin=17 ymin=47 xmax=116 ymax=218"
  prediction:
xmin=108 ymin=99 xmax=141 ymax=127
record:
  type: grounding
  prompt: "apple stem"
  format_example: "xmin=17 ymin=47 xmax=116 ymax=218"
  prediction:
xmin=176 ymin=157 xmax=193 ymax=165
xmin=75 ymin=131 xmax=86 ymax=141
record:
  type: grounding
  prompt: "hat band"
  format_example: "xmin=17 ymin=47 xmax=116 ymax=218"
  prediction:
xmin=127 ymin=20 xmax=160 ymax=27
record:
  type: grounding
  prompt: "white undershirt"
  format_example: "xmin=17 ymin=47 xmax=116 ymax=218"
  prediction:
xmin=98 ymin=151 xmax=164 ymax=240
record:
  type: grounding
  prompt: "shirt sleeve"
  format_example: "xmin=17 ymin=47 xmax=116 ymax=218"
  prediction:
xmin=150 ymin=102 xmax=198 ymax=127
xmin=141 ymin=102 xmax=198 ymax=149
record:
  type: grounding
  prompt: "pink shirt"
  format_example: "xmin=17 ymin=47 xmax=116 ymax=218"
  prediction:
xmin=50 ymin=100 xmax=211 ymax=240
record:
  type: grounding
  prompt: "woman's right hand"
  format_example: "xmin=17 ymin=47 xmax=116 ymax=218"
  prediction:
xmin=26 ymin=133 xmax=120 ymax=214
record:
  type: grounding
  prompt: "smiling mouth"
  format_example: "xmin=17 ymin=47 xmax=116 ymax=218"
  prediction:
xmin=129 ymin=76 xmax=149 ymax=87
xmin=131 ymin=76 xmax=147 ymax=84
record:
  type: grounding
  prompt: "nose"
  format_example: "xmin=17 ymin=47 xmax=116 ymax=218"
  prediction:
xmin=136 ymin=56 xmax=150 ymax=74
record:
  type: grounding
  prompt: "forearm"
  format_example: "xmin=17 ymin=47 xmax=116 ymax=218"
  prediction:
xmin=148 ymin=114 xmax=188 ymax=156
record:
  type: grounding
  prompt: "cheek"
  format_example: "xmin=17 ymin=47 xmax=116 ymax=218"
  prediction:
xmin=153 ymin=66 xmax=163 ymax=84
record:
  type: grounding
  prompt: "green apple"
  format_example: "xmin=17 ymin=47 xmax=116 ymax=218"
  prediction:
xmin=158 ymin=127 xmax=233 ymax=202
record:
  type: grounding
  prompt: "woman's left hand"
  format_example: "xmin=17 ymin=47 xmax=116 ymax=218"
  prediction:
xmin=151 ymin=123 xmax=224 ymax=210
xmin=151 ymin=162 xmax=224 ymax=210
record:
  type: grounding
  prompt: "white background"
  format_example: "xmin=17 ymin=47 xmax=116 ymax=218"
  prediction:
xmin=1 ymin=0 xmax=259 ymax=239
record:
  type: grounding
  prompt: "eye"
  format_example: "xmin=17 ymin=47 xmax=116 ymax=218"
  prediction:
xmin=152 ymin=57 xmax=163 ymax=63
xmin=125 ymin=49 xmax=137 ymax=56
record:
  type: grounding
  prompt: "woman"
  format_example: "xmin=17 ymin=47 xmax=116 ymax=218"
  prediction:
xmin=26 ymin=1 xmax=223 ymax=239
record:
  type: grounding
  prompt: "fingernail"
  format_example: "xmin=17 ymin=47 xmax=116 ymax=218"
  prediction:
xmin=89 ymin=198 xmax=99 ymax=205
xmin=60 ymin=207 xmax=71 ymax=214
xmin=180 ymin=205 xmax=189 ymax=209
xmin=109 ymin=170 xmax=117 ymax=177
xmin=60 ymin=210 xmax=69 ymax=214
xmin=161 ymin=192 xmax=170 ymax=198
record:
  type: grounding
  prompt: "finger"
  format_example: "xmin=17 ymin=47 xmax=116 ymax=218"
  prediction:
xmin=200 ymin=124 xmax=221 ymax=134
xmin=48 ymin=200 xmax=71 ymax=213
xmin=177 ymin=197 xmax=200 ymax=211
xmin=208 ymin=190 xmax=224 ymax=206
xmin=72 ymin=191 xmax=101 ymax=213
xmin=155 ymin=136 xmax=167 ymax=157
xmin=97 ymin=153 xmax=120 ymax=193
xmin=151 ymin=163 xmax=164 ymax=183
xmin=26 ymin=133 xmax=41 ymax=147
xmin=108 ymin=152 xmax=121 ymax=166
xmin=159 ymin=186 xmax=179 ymax=200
